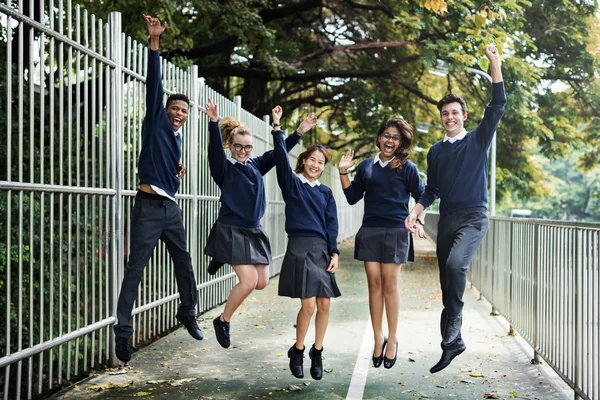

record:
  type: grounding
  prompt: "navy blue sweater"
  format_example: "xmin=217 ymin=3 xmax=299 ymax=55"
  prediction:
xmin=137 ymin=49 xmax=181 ymax=199
xmin=208 ymin=121 xmax=301 ymax=228
xmin=343 ymin=158 xmax=424 ymax=228
xmin=272 ymin=130 xmax=339 ymax=255
xmin=418 ymin=82 xmax=507 ymax=216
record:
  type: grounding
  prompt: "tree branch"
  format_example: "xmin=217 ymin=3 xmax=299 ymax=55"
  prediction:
xmin=291 ymin=40 xmax=416 ymax=67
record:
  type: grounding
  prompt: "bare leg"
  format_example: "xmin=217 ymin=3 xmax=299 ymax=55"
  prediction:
xmin=314 ymin=297 xmax=331 ymax=350
xmin=222 ymin=264 xmax=260 ymax=322
xmin=254 ymin=264 xmax=269 ymax=290
xmin=364 ymin=262 xmax=385 ymax=356
xmin=382 ymin=262 xmax=402 ymax=359
xmin=295 ymin=297 xmax=316 ymax=349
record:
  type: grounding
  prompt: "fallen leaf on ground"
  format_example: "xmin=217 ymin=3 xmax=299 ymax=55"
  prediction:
xmin=275 ymin=353 xmax=285 ymax=357
xmin=460 ymin=368 xmax=472 ymax=372
xmin=303 ymin=382 xmax=311 ymax=386
xmin=324 ymin=368 xmax=333 ymax=373
xmin=108 ymin=370 xmax=128 ymax=375
xmin=135 ymin=391 xmax=152 ymax=397
xmin=484 ymin=391 xmax=500 ymax=399
xmin=288 ymin=384 xmax=302 ymax=391
xmin=408 ymin=358 xmax=416 ymax=362
xmin=460 ymin=379 xmax=474 ymax=384
xmin=436 ymin=385 xmax=446 ymax=388
xmin=469 ymin=373 xmax=485 ymax=378
xmin=147 ymin=380 xmax=169 ymax=384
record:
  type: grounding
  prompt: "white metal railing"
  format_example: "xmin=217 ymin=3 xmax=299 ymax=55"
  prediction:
xmin=0 ymin=4 xmax=362 ymax=399
xmin=426 ymin=214 xmax=599 ymax=400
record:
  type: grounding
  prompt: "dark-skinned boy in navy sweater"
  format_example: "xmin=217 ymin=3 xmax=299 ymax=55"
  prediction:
xmin=113 ymin=15 xmax=202 ymax=363
xmin=270 ymin=106 xmax=340 ymax=381
xmin=339 ymin=118 xmax=427 ymax=370
xmin=201 ymin=98 xmax=305 ymax=349
xmin=405 ymin=45 xmax=506 ymax=373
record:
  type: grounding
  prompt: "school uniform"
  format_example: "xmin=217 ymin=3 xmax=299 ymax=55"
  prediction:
xmin=343 ymin=154 xmax=424 ymax=264
xmin=114 ymin=49 xmax=197 ymax=338
xmin=271 ymin=130 xmax=341 ymax=299
xmin=418 ymin=81 xmax=507 ymax=348
xmin=204 ymin=121 xmax=301 ymax=265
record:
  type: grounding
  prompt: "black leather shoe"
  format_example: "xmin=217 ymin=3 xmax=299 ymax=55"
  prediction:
xmin=309 ymin=345 xmax=323 ymax=380
xmin=213 ymin=315 xmax=230 ymax=348
xmin=372 ymin=338 xmax=387 ymax=368
xmin=430 ymin=342 xmax=467 ymax=373
xmin=383 ymin=341 xmax=398 ymax=369
xmin=288 ymin=344 xmax=304 ymax=378
xmin=207 ymin=259 xmax=224 ymax=275
xmin=115 ymin=336 xmax=131 ymax=362
xmin=176 ymin=314 xmax=204 ymax=340
xmin=442 ymin=314 xmax=462 ymax=346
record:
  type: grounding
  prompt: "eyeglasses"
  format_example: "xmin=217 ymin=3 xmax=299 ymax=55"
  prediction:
xmin=231 ymin=143 xmax=253 ymax=152
xmin=381 ymin=133 xmax=401 ymax=142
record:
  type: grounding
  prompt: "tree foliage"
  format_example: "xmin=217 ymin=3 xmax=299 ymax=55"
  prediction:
xmin=71 ymin=0 xmax=600 ymax=204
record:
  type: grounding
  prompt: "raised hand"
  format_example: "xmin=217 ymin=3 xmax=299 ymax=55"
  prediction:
xmin=338 ymin=149 xmax=356 ymax=173
xmin=296 ymin=112 xmax=317 ymax=135
xmin=201 ymin=98 xmax=219 ymax=122
xmin=484 ymin=45 xmax=500 ymax=64
xmin=272 ymin=105 xmax=283 ymax=125
xmin=143 ymin=14 xmax=166 ymax=38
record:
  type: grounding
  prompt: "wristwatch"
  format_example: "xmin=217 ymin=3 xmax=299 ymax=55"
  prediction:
xmin=416 ymin=218 xmax=425 ymax=227
xmin=271 ymin=121 xmax=281 ymax=128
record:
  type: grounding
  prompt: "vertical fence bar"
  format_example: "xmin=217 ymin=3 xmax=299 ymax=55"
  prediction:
xmin=108 ymin=11 xmax=123 ymax=366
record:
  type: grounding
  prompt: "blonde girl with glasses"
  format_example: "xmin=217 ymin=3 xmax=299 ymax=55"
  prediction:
xmin=338 ymin=118 xmax=427 ymax=369
xmin=201 ymin=98 xmax=315 ymax=349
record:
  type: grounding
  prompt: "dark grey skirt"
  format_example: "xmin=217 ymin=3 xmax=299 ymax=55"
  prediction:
xmin=354 ymin=226 xmax=414 ymax=264
xmin=278 ymin=237 xmax=342 ymax=299
xmin=204 ymin=221 xmax=272 ymax=265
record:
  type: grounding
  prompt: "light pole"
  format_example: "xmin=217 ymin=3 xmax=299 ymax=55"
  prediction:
xmin=428 ymin=60 xmax=497 ymax=216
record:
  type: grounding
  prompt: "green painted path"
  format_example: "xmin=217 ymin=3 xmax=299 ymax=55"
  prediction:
xmin=53 ymin=237 xmax=570 ymax=400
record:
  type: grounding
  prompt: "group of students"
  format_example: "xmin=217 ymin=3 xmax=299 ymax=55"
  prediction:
xmin=113 ymin=14 xmax=506 ymax=379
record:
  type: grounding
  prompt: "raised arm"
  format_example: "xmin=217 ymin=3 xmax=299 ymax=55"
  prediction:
xmin=475 ymin=45 xmax=507 ymax=149
xmin=143 ymin=15 xmax=167 ymax=126
xmin=202 ymin=98 xmax=227 ymax=187
xmin=271 ymin=128 xmax=296 ymax=195
xmin=339 ymin=151 xmax=365 ymax=205
xmin=256 ymin=108 xmax=316 ymax=175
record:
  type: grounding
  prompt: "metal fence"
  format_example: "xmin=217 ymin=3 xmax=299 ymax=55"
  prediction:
xmin=426 ymin=214 xmax=599 ymax=400
xmin=0 ymin=4 xmax=363 ymax=399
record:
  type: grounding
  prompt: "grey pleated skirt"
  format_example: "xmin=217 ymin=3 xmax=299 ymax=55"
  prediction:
xmin=354 ymin=226 xmax=414 ymax=264
xmin=278 ymin=237 xmax=341 ymax=299
xmin=204 ymin=221 xmax=272 ymax=265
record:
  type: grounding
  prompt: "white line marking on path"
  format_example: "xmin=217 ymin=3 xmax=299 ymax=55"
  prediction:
xmin=346 ymin=317 xmax=373 ymax=400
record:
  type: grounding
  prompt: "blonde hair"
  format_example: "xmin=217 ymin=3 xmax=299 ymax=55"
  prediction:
xmin=219 ymin=117 xmax=252 ymax=148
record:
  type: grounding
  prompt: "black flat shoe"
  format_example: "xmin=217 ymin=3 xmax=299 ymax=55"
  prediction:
xmin=372 ymin=338 xmax=388 ymax=368
xmin=430 ymin=342 xmax=466 ymax=373
xmin=176 ymin=314 xmax=204 ymax=341
xmin=288 ymin=344 xmax=305 ymax=378
xmin=309 ymin=345 xmax=323 ymax=380
xmin=213 ymin=315 xmax=230 ymax=348
xmin=383 ymin=341 xmax=398 ymax=369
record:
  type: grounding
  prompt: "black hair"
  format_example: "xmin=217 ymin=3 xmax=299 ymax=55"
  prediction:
xmin=437 ymin=93 xmax=467 ymax=114
xmin=166 ymin=93 xmax=190 ymax=108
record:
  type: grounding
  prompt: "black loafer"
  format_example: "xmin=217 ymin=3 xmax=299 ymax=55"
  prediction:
xmin=309 ymin=345 xmax=323 ymax=380
xmin=288 ymin=344 xmax=305 ymax=378
xmin=213 ymin=315 xmax=231 ymax=348
xmin=115 ymin=336 xmax=131 ymax=362
xmin=176 ymin=314 xmax=204 ymax=340
xmin=430 ymin=342 xmax=467 ymax=373
xmin=207 ymin=259 xmax=224 ymax=275
xmin=383 ymin=341 xmax=398 ymax=369
xmin=372 ymin=338 xmax=387 ymax=368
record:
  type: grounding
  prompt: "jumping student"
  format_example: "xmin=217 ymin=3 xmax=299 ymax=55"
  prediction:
xmin=339 ymin=117 xmax=426 ymax=369
xmin=201 ymin=98 xmax=306 ymax=348
xmin=270 ymin=106 xmax=340 ymax=380
xmin=405 ymin=45 xmax=506 ymax=373
xmin=114 ymin=15 xmax=202 ymax=363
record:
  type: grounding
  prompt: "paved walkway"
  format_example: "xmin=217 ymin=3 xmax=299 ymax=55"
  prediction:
xmin=54 ymin=237 xmax=570 ymax=400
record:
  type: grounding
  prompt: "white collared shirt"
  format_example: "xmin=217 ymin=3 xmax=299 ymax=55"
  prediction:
xmin=373 ymin=152 xmax=395 ymax=167
xmin=227 ymin=156 xmax=248 ymax=166
xmin=150 ymin=129 xmax=182 ymax=202
xmin=443 ymin=128 xmax=468 ymax=144
xmin=297 ymin=173 xmax=321 ymax=187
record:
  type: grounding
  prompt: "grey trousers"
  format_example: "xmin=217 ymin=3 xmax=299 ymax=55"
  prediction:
xmin=114 ymin=196 xmax=198 ymax=338
xmin=436 ymin=207 xmax=488 ymax=345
